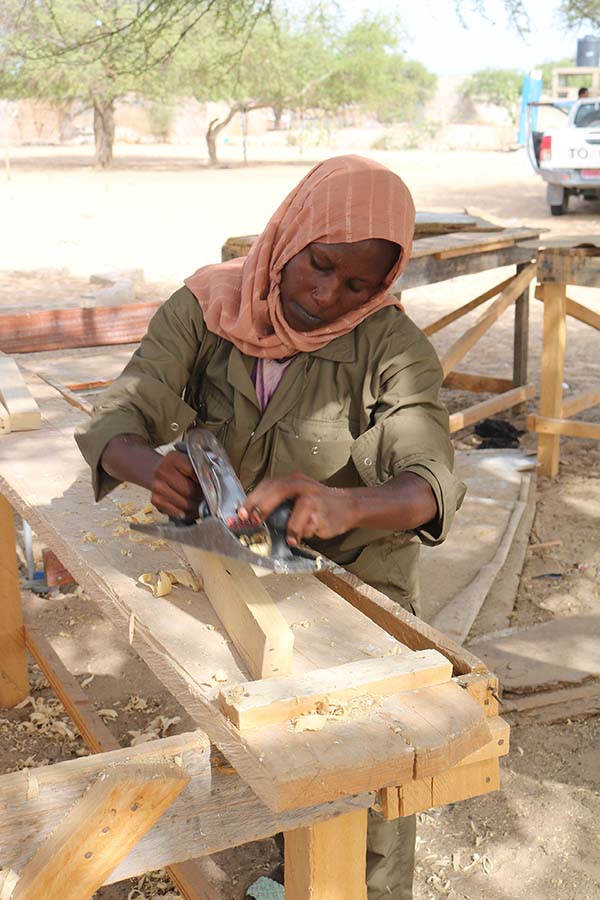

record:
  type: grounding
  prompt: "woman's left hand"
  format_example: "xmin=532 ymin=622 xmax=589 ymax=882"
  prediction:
xmin=240 ymin=473 xmax=357 ymax=545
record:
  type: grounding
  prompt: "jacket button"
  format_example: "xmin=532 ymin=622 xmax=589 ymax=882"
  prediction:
xmin=364 ymin=457 xmax=373 ymax=466
xmin=170 ymin=422 xmax=179 ymax=432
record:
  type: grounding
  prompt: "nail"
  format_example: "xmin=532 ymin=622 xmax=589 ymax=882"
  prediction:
xmin=237 ymin=507 xmax=250 ymax=522
xmin=251 ymin=506 xmax=263 ymax=522
xmin=287 ymin=535 xmax=298 ymax=547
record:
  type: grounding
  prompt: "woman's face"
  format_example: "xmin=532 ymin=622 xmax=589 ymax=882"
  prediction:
xmin=279 ymin=238 xmax=400 ymax=332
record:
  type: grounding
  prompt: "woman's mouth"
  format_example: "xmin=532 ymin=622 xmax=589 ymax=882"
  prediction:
xmin=288 ymin=300 xmax=323 ymax=327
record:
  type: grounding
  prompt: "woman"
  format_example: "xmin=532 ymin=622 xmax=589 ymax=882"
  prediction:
xmin=76 ymin=154 xmax=465 ymax=900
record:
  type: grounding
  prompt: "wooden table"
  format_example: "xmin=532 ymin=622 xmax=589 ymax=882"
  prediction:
xmin=0 ymin=370 xmax=509 ymax=900
xmin=523 ymin=236 xmax=600 ymax=477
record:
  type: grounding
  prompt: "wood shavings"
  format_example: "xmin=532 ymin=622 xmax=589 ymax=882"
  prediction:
xmin=149 ymin=539 xmax=167 ymax=550
xmin=80 ymin=673 xmax=94 ymax=688
xmin=128 ymin=714 xmax=181 ymax=746
xmin=129 ymin=612 xmax=135 ymax=644
xmin=125 ymin=695 xmax=148 ymax=711
xmin=221 ymin=684 xmax=245 ymax=705
xmin=97 ymin=708 xmax=119 ymax=721
xmin=118 ymin=502 xmax=138 ymax=516
xmin=0 ymin=869 xmax=20 ymax=900
xmin=138 ymin=571 xmax=173 ymax=597
xmin=121 ymin=548 xmax=133 ymax=557
xmin=212 ymin=669 xmax=228 ymax=683
xmin=165 ymin=567 xmax=202 ymax=592
xmin=293 ymin=712 xmax=328 ymax=732
xmin=51 ymin=720 xmax=75 ymax=740
xmin=26 ymin=768 xmax=39 ymax=801
xmin=81 ymin=532 xmax=97 ymax=543
xmin=112 ymin=525 xmax=128 ymax=537
xmin=291 ymin=620 xmax=311 ymax=629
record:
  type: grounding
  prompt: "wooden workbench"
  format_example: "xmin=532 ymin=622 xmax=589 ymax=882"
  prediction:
xmin=0 ymin=370 xmax=509 ymax=899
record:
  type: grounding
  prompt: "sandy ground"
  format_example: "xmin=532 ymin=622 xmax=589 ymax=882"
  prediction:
xmin=0 ymin=143 xmax=599 ymax=900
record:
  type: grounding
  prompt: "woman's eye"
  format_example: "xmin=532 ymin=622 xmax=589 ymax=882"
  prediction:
xmin=349 ymin=282 xmax=366 ymax=293
xmin=311 ymin=255 xmax=330 ymax=272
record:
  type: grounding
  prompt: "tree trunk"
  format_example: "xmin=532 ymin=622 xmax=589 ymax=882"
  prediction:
xmin=205 ymin=105 xmax=239 ymax=167
xmin=93 ymin=99 xmax=115 ymax=169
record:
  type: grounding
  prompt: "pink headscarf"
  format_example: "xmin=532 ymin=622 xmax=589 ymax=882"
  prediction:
xmin=184 ymin=154 xmax=415 ymax=359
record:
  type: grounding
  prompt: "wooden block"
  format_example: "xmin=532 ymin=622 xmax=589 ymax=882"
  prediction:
xmin=0 ymin=493 xmax=29 ymax=707
xmin=380 ymin=786 xmax=400 ymax=819
xmin=456 ymin=716 xmax=509 ymax=765
xmin=11 ymin=762 xmax=189 ymax=900
xmin=398 ymin=779 xmax=432 ymax=817
xmin=458 ymin=672 xmax=500 ymax=718
xmin=183 ymin=548 xmax=294 ymax=679
xmin=449 ymin=383 xmax=535 ymax=432
xmin=42 ymin=548 xmax=76 ymax=588
xmin=431 ymin=758 xmax=500 ymax=807
xmin=219 ymin=650 xmax=453 ymax=730
xmin=0 ymin=354 xmax=41 ymax=431
xmin=285 ymin=808 xmax=368 ymax=900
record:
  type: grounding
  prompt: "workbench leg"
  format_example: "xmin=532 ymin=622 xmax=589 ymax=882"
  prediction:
xmin=285 ymin=808 xmax=368 ymax=900
xmin=0 ymin=493 xmax=29 ymax=707
xmin=513 ymin=262 xmax=530 ymax=412
xmin=538 ymin=283 xmax=567 ymax=477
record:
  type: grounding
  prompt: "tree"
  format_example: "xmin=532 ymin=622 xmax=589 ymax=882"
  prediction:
xmin=0 ymin=0 xmax=272 ymax=167
xmin=460 ymin=68 xmax=524 ymax=122
xmin=559 ymin=0 xmax=600 ymax=28
xmin=173 ymin=7 xmax=436 ymax=164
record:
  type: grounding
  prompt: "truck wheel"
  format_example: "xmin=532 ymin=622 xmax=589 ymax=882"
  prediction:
xmin=548 ymin=187 xmax=569 ymax=216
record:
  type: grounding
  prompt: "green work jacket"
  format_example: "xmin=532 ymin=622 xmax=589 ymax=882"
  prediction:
xmin=76 ymin=287 xmax=465 ymax=613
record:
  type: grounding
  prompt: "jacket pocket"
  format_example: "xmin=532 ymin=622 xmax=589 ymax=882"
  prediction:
xmin=271 ymin=419 xmax=359 ymax=486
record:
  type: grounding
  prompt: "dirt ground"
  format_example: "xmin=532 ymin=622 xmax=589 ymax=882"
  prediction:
xmin=0 ymin=143 xmax=599 ymax=900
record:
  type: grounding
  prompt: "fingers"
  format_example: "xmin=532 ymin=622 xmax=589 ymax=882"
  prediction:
xmin=151 ymin=451 xmax=203 ymax=519
xmin=242 ymin=474 xmax=325 ymax=544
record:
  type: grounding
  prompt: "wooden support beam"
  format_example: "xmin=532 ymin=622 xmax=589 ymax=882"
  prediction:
xmin=0 ymin=493 xmax=29 ymax=707
xmin=285 ymin=808 xmax=368 ymax=900
xmin=527 ymin=414 xmax=600 ymax=441
xmin=0 ymin=354 xmax=41 ymax=432
xmin=11 ymin=761 xmax=189 ymax=900
xmin=440 ymin=263 xmax=537 ymax=377
xmin=561 ymin=387 xmax=600 ymax=419
xmin=538 ymin=283 xmax=567 ymax=477
xmin=0 ymin=301 xmax=161 ymax=354
xmin=448 ymin=383 xmax=535 ymax=432
xmin=535 ymin=287 xmax=600 ymax=332
xmin=423 ymin=276 xmax=513 ymax=336
xmin=443 ymin=371 xmax=514 ymax=394
xmin=513 ymin=261 xmax=531 ymax=411
xmin=183 ymin=549 xmax=294 ymax=680
xmin=219 ymin=651 xmax=452 ymax=730
xmin=435 ymin=237 xmax=517 ymax=260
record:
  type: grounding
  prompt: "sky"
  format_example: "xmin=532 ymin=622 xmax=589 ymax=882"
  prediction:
xmin=347 ymin=0 xmax=591 ymax=75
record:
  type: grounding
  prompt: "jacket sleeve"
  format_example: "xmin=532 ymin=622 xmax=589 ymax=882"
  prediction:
xmin=74 ymin=286 xmax=204 ymax=500
xmin=351 ymin=317 xmax=466 ymax=545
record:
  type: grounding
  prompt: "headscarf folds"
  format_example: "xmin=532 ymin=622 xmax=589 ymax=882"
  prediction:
xmin=184 ymin=154 xmax=415 ymax=358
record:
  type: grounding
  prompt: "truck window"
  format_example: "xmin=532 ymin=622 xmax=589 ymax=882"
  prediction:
xmin=574 ymin=102 xmax=600 ymax=127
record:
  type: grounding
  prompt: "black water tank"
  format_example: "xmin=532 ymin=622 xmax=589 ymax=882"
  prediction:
xmin=577 ymin=35 xmax=600 ymax=67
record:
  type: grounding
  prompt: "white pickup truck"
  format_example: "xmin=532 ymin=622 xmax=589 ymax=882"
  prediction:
xmin=527 ymin=98 xmax=600 ymax=215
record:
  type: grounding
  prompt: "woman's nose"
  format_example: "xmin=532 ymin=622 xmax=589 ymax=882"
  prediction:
xmin=312 ymin=275 xmax=341 ymax=308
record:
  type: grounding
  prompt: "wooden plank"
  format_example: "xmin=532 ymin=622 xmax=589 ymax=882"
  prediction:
xmin=431 ymin=476 xmax=530 ymax=645
xmin=513 ymin=262 xmax=531 ymax=410
xmin=443 ymin=371 xmax=514 ymax=394
xmin=448 ymin=383 xmax=535 ymax=432
xmin=398 ymin=779 xmax=431 ymax=817
xmin=11 ymin=761 xmax=189 ymax=900
xmin=457 ymin=672 xmax=500 ymax=718
xmin=502 ymin=682 xmax=600 ymax=721
xmin=0 ymin=493 xmax=29 ymax=707
xmin=31 ymin=369 xmax=95 ymax=415
xmin=431 ymin=758 xmax=500 ymax=807
xmin=183 ymin=549 xmax=294 ymax=680
xmin=439 ymin=263 xmax=537 ymax=377
xmin=316 ymin=569 xmax=487 ymax=677
xmin=435 ymin=237 xmax=517 ymax=260
xmin=423 ymin=276 xmax=514 ymax=336
xmin=0 ymin=301 xmax=161 ymax=354
xmin=456 ymin=716 xmax=509 ymax=766
xmin=0 ymin=354 xmax=41 ymax=431
xmin=284 ymin=808 xmax=368 ymax=900
xmin=566 ymin=296 xmax=600 ymax=331
xmin=538 ymin=283 xmax=567 ymax=477
xmin=395 ymin=244 xmax=536 ymax=292
xmin=528 ymin=414 xmax=600 ymax=440
xmin=561 ymin=387 xmax=600 ymax=419
xmin=537 ymin=247 xmax=600 ymax=289
xmin=219 ymin=651 xmax=453 ymax=730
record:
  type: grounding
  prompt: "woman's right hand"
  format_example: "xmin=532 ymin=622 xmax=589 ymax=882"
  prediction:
xmin=101 ymin=435 xmax=203 ymax=520
xmin=149 ymin=450 xmax=204 ymax=521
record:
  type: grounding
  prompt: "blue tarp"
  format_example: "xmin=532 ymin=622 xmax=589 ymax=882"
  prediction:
xmin=517 ymin=74 xmax=543 ymax=144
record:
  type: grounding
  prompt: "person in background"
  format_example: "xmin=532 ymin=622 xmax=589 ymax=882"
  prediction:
xmin=76 ymin=154 xmax=465 ymax=900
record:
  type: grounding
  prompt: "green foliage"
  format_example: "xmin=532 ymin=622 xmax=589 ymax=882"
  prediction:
xmin=460 ymin=67 xmax=524 ymax=120
xmin=537 ymin=57 xmax=575 ymax=92
xmin=559 ymin=0 xmax=600 ymax=28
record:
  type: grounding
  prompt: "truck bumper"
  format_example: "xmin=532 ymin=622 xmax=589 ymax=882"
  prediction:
xmin=540 ymin=168 xmax=600 ymax=190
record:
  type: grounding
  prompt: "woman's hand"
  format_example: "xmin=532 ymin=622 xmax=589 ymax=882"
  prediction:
xmin=241 ymin=473 xmax=357 ymax=545
xmin=149 ymin=450 xmax=204 ymax=520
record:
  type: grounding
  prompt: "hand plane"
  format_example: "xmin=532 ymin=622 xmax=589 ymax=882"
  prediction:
xmin=130 ymin=425 xmax=329 ymax=575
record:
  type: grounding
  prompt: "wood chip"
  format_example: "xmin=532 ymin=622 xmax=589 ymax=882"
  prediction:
xmin=293 ymin=713 xmax=328 ymax=732
xmin=0 ymin=869 xmax=19 ymax=900
xmin=212 ymin=669 xmax=228 ymax=683
xmin=26 ymin=769 xmax=39 ymax=801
